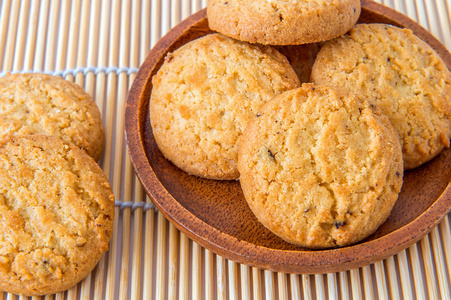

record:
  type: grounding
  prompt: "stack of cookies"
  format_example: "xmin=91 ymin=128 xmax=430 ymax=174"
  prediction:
xmin=0 ymin=73 xmax=114 ymax=296
xmin=149 ymin=0 xmax=451 ymax=249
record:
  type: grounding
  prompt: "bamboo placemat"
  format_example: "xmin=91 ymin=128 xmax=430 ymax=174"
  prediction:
xmin=0 ymin=0 xmax=450 ymax=299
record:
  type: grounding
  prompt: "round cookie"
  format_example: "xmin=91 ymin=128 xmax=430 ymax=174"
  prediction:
xmin=150 ymin=33 xmax=300 ymax=180
xmin=0 ymin=73 xmax=105 ymax=161
xmin=207 ymin=0 xmax=361 ymax=45
xmin=311 ymin=24 xmax=451 ymax=169
xmin=0 ymin=135 xmax=114 ymax=296
xmin=238 ymin=84 xmax=403 ymax=248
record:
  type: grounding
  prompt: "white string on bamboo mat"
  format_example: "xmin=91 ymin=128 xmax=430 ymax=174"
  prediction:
xmin=0 ymin=66 xmax=139 ymax=77
xmin=115 ymin=201 xmax=156 ymax=211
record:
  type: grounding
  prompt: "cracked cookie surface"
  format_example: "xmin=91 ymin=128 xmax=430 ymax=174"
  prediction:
xmin=311 ymin=24 xmax=451 ymax=169
xmin=0 ymin=73 xmax=105 ymax=161
xmin=0 ymin=135 xmax=114 ymax=296
xmin=207 ymin=0 xmax=361 ymax=45
xmin=150 ymin=33 xmax=300 ymax=180
xmin=238 ymin=84 xmax=403 ymax=248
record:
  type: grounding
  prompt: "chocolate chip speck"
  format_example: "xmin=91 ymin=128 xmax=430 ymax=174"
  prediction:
xmin=267 ymin=149 xmax=275 ymax=160
xmin=334 ymin=221 xmax=346 ymax=229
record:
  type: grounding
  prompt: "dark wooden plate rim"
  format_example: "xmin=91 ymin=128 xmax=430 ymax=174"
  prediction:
xmin=125 ymin=0 xmax=451 ymax=274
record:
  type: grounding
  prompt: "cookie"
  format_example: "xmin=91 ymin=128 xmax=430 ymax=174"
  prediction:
xmin=311 ymin=24 xmax=451 ymax=169
xmin=0 ymin=135 xmax=114 ymax=296
xmin=207 ymin=0 xmax=361 ymax=45
xmin=238 ymin=84 xmax=403 ymax=248
xmin=150 ymin=33 xmax=300 ymax=180
xmin=275 ymin=43 xmax=323 ymax=83
xmin=0 ymin=73 xmax=105 ymax=161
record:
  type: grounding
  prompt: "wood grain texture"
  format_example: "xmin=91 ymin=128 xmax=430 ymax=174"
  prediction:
xmin=125 ymin=2 xmax=451 ymax=274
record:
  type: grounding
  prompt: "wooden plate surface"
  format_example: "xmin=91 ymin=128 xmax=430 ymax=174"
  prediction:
xmin=125 ymin=0 xmax=451 ymax=274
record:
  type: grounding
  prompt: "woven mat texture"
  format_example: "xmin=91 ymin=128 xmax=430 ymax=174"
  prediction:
xmin=0 ymin=0 xmax=450 ymax=299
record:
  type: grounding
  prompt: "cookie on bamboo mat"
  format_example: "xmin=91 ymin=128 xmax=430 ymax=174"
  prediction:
xmin=275 ymin=43 xmax=323 ymax=83
xmin=311 ymin=23 xmax=451 ymax=169
xmin=150 ymin=33 xmax=300 ymax=180
xmin=0 ymin=135 xmax=114 ymax=296
xmin=238 ymin=84 xmax=404 ymax=249
xmin=0 ymin=73 xmax=105 ymax=161
xmin=207 ymin=0 xmax=361 ymax=45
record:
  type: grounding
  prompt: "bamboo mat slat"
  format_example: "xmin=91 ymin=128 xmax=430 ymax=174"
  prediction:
xmin=0 ymin=1 xmax=450 ymax=299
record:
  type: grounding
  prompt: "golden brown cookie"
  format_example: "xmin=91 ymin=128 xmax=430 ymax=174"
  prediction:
xmin=207 ymin=0 xmax=361 ymax=45
xmin=0 ymin=73 xmax=105 ymax=161
xmin=0 ymin=135 xmax=114 ymax=296
xmin=150 ymin=33 xmax=300 ymax=180
xmin=311 ymin=24 xmax=451 ymax=169
xmin=238 ymin=84 xmax=403 ymax=248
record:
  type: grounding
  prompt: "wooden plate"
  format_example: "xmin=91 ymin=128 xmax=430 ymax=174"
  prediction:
xmin=125 ymin=0 xmax=451 ymax=274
